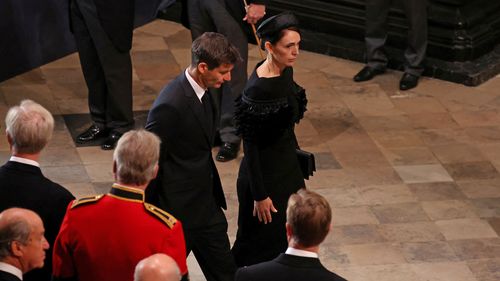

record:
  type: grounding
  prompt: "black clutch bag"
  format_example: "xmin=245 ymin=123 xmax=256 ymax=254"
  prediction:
xmin=296 ymin=149 xmax=316 ymax=180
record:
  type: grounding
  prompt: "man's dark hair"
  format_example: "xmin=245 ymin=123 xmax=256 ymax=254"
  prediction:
xmin=191 ymin=32 xmax=241 ymax=70
xmin=286 ymin=189 xmax=331 ymax=247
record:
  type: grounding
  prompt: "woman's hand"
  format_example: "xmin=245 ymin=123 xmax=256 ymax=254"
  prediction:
xmin=253 ymin=197 xmax=278 ymax=224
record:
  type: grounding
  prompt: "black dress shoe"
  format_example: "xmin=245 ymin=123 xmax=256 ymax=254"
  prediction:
xmin=399 ymin=73 xmax=420 ymax=91
xmin=76 ymin=124 xmax=108 ymax=143
xmin=101 ymin=131 xmax=123 ymax=150
xmin=353 ymin=66 xmax=385 ymax=82
xmin=216 ymin=142 xmax=240 ymax=162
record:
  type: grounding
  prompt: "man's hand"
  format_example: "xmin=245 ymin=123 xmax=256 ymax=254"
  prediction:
xmin=243 ymin=4 xmax=266 ymax=25
xmin=253 ymin=197 xmax=277 ymax=224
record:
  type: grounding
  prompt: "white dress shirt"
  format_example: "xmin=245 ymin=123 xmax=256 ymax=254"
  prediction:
xmin=185 ymin=68 xmax=206 ymax=102
xmin=0 ymin=262 xmax=22 ymax=280
xmin=285 ymin=247 xmax=319 ymax=258
xmin=9 ymin=156 xmax=40 ymax=167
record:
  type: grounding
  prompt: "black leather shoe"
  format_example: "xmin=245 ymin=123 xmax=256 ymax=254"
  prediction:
xmin=101 ymin=131 xmax=123 ymax=150
xmin=353 ymin=66 xmax=385 ymax=82
xmin=399 ymin=73 xmax=419 ymax=91
xmin=76 ymin=124 xmax=108 ymax=143
xmin=216 ymin=142 xmax=240 ymax=162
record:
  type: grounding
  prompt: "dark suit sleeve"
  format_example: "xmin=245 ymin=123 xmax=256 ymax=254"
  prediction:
xmin=146 ymin=103 xmax=181 ymax=143
xmin=235 ymin=267 xmax=249 ymax=281
xmin=249 ymin=0 xmax=268 ymax=5
xmin=243 ymin=141 xmax=268 ymax=201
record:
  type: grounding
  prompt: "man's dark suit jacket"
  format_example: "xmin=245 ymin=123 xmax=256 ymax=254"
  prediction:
xmin=145 ymin=72 xmax=226 ymax=230
xmin=69 ymin=0 xmax=135 ymax=52
xmin=0 ymin=270 xmax=21 ymax=281
xmin=0 ymin=161 xmax=75 ymax=281
xmin=235 ymin=253 xmax=347 ymax=281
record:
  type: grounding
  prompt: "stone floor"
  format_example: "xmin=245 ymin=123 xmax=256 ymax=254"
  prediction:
xmin=1 ymin=19 xmax=500 ymax=281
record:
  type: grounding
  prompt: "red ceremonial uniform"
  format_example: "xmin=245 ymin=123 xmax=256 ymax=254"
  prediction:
xmin=52 ymin=184 xmax=188 ymax=281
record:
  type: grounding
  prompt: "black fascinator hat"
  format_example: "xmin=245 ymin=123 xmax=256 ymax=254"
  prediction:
xmin=256 ymin=12 xmax=300 ymax=50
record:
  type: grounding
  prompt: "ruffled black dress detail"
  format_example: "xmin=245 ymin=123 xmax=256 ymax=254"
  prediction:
xmin=231 ymin=62 xmax=307 ymax=266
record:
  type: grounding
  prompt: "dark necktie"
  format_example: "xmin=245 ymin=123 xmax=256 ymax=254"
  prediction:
xmin=201 ymin=91 xmax=213 ymax=133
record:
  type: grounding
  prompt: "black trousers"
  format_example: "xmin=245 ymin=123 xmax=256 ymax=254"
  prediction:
xmin=365 ymin=0 xmax=428 ymax=76
xmin=184 ymin=209 xmax=237 ymax=281
xmin=187 ymin=0 xmax=248 ymax=144
xmin=71 ymin=0 xmax=134 ymax=132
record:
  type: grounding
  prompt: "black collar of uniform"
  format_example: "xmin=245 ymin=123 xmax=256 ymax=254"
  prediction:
xmin=109 ymin=183 xmax=144 ymax=201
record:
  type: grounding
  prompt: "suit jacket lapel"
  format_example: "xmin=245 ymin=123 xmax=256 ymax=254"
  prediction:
xmin=180 ymin=74 xmax=212 ymax=145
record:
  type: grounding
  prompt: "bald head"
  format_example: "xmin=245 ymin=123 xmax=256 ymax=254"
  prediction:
xmin=0 ymin=208 xmax=49 ymax=273
xmin=134 ymin=254 xmax=181 ymax=281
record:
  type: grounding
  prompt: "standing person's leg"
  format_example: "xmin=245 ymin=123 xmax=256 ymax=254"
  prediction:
xmin=76 ymin=0 xmax=134 ymax=149
xmin=354 ymin=0 xmax=391 ymax=82
xmin=209 ymin=1 xmax=248 ymax=162
xmin=71 ymin=0 xmax=108 ymax=142
xmin=188 ymin=0 xmax=247 ymax=161
xmin=189 ymin=214 xmax=237 ymax=281
xmin=399 ymin=0 xmax=428 ymax=90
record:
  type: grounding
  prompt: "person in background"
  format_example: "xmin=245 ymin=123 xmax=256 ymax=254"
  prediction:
xmin=235 ymin=189 xmax=347 ymax=281
xmin=186 ymin=0 xmax=268 ymax=162
xmin=231 ymin=12 xmax=307 ymax=266
xmin=0 ymin=100 xmax=74 ymax=281
xmin=70 ymin=0 xmax=135 ymax=149
xmin=134 ymin=254 xmax=181 ymax=281
xmin=0 ymin=208 xmax=50 ymax=281
xmin=52 ymin=130 xmax=188 ymax=281
xmin=353 ymin=0 xmax=428 ymax=90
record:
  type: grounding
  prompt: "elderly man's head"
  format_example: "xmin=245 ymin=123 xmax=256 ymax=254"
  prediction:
xmin=113 ymin=130 xmax=161 ymax=186
xmin=0 ymin=208 xmax=49 ymax=273
xmin=5 ymin=100 xmax=54 ymax=155
xmin=134 ymin=254 xmax=181 ymax=281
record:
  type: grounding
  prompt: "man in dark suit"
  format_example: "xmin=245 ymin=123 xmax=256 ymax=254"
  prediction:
xmin=187 ymin=0 xmax=268 ymax=162
xmin=353 ymin=0 xmax=428 ymax=90
xmin=0 ymin=100 xmax=75 ymax=281
xmin=52 ymin=130 xmax=188 ymax=281
xmin=0 ymin=208 xmax=50 ymax=281
xmin=69 ymin=0 xmax=135 ymax=149
xmin=235 ymin=189 xmax=347 ymax=281
xmin=146 ymin=32 xmax=241 ymax=281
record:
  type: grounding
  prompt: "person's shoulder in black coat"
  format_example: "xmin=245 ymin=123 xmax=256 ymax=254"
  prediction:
xmin=235 ymin=253 xmax=347 ymax=281
xmin=0 ymin=160 xmax=75 ymax=281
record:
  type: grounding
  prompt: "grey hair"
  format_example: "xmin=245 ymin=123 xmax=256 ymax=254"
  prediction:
xmin=113 ymin=130 xmax=161 ymax=186
xmin=5 ymin=100 xmax=54 ymax=154
xmin=0 ymin=217 xmax=31 ymax=259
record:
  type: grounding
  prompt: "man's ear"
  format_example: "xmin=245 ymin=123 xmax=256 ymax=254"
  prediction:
xmin=10 ymin=240 xmax=24 ymax=258
xmin=112 ymin=161 xmax=117 ymax=181
xmin=197 ymin=62 xmax=209 ymax=74
xmin=152 ymin=163 xmax=159 ymax=179
xmin=6 ymin=131 xmax=13 ymax=146
xmin=285 ymin=222 xmax=293 ymax=240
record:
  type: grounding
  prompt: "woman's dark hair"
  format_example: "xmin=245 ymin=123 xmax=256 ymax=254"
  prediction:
xmin=256 ymin=12 xmax=300 ymax=50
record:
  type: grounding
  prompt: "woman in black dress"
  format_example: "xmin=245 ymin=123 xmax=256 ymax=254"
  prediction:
xmin=232 ymin=12 xmax=307 ymax=266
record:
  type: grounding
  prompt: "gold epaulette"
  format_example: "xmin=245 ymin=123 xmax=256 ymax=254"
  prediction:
xmin=144 ymin=203 xmax=177 ymax=229
xmin=70 ymin=195 xmax=104 ymax=209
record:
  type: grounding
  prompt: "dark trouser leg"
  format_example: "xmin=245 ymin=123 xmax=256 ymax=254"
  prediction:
xmin=71 ymin=0 xmax=134 ymax=133
xmin=184 ymin=218 xmax=236 ymax=281
xmin=70 ymin=0 xmax=106 ymax=128
xmin=188 ymin=0 xmax=247 ymax=144
xmin=365 ymin=0 xmax=391 ymax=70
xmin=401 ymin=0 xmax=428 ymax=76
